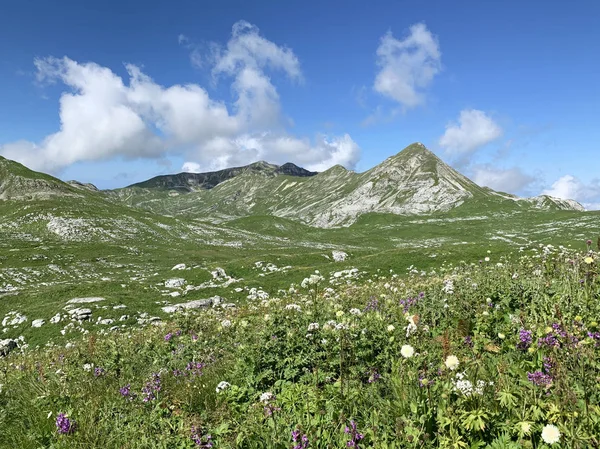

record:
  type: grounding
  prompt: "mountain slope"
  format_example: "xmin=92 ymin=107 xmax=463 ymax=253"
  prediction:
xmin=0 ymin=156 xmax=83 ymax=200
xmin=110 ymin=143 xmax=584 ymax=227
xmin=127 ymin=161 xmax=316 ymax=192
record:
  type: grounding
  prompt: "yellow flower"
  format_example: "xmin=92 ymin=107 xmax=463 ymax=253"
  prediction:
xmin=584 ymin=256 xmax=594 ymax=264
xmin=520 ymin=422 xmax=531 ymax=435
xmin=444 ymin=355 xmax=459 ymax=370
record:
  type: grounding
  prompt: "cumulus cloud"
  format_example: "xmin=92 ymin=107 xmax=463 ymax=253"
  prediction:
xmin=542 ymin=175 xmax=600 ymax=209
xmin=0 ymin=21 xmax=359 ymax=175
xmin=374 ymin=23 xmax=441 ymax=109
xmin=439 ymin=109 xmax=502 ymax=156
xmin=472 ymin=166 xmax=535 ymax=193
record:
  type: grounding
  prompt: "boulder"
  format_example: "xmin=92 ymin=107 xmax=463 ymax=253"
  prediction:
xmin=0 ymin=339 xmax=17 ymax=357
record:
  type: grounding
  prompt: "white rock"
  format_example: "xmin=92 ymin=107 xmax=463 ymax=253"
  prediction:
xmin=98 ymin=319 xmax=114 ymax=325
xmin=0 ymin=339 xmax=17 ymax=356
xmin=332 ymin=250 xmax=348 ymax=262
xmin=67 ymin=297 xmax=105 ymax=304
xmin=172 ymin=263 xmax=186 ymax=270
xmin=165 ymin=278 xmax=186 ymax=289
xmin=32 ymin=319 xmax=45 ymax=328
xmin=169 ymin=291 xmax=181 ymax=297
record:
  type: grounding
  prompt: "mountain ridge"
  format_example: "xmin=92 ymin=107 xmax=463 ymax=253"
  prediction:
xmin=0 ymin=144 xmax=586 ymax=227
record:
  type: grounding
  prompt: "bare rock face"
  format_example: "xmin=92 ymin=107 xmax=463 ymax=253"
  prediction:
xmin=165 ymin=278 xmax=186 ymax=289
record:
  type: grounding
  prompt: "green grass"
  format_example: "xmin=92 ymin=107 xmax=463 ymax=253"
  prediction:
xmin=1 ymin=244 xmax=600 ymax=448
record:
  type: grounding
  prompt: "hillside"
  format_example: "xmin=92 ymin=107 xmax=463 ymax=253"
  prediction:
xmin=0 ymin=156 xmax=82 ymax=200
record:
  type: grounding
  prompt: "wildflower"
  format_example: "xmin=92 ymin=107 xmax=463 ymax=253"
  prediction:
xmin=498 ymin=333 xmax=505 ymax=339
xmin=541 ymin=424 xmax=561 ymax=444
xmin=285 ymin=304 xmax=302 ymax=312
xmin=445 ymin=355 xmax=459 ymax=370
xmin=344 ymin=420 xmax=365 ymax=448
xmin=349 ymin=308 xmax=362 ymax=316
xmin=55 ymin=413 xmax=76 ymax=434
xmin=142 ymin=373 xmax=161 ymax=402
xmin=259 ymin=392 xmax=275 ymax=403
xmin=82 ymin=363 xmax=92 ymax=372
xmin=307 ymin=322 xmax=319 ymax=331
xmin=584 ymin=256 xmax=594 ymax=264
xmin=93 ymin=367 xmax=105 ymax=377
xmin=484 ymin=257 xmax=490 ymax=262
xmin=336 ymin=310 xmax=345 ymax=318
xmin=400 ymin=344 xmax=415 ymax=358
xmin=517 ymin=329 xmax=533 ymax=350
xmin=216 ymin=381 xmax=230 ymax=393
xmin=367 ymin=369 xmax=381 ymax=383
xmin=221 ymin=319 xmax=232 ymax=328
xmin=164 ymin=332 xmax=173 ymax=341
xmin=291 ymin=429 xmax=309 ymax=449
xmin=527 ymin=370 xmax=553 ymax=387
xmin=191 ymin=426 xmax=213 ymax=448
xmin=119 ymin=384 xmax=135 ymax=400
xmin=387 ymin=324 xmax=395 ymax=332
xmin=520 ymin=421 xmax=532 ymax=435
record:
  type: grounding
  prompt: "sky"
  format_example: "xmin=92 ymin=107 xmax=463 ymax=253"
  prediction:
xmin=0 ymin=0 xmax=599 ymax=207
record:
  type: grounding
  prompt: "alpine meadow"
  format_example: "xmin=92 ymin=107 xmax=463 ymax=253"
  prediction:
xmin=1 ymin=2 xmax=600 ymax=448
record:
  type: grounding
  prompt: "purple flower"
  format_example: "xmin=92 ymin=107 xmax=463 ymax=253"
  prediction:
xmin=292 ymin=429 xmax=309 ymax=449
xmin=344 ymin=420 xmax=364 ymax=448
xmin=364 ymin=296 xmax=379 ymax=312
xmin=367 ymin=369 xmax=381 ymax=383
xmin=94 ymin=367 xmax=105 ymax=377
xmin=164 ymin=333 xmax=173 ymax=342
xmin=119 ymin=383 xmax=134 ymax=399
xmin=264 ymin=403 xmax=281 ymax=416
xmin=191 ymin=426 xmax=213 ymax=448
xmin=527 ymin=370 xmax=553 ymax=387
xmin=517 ymin=329 xmax=532 ymax=350
xmin=56 ymin=413 xmax=76 ymax=434
xmin=464 ymin=335 xmax=473 ymax=347
xmin=142 ymin=373 xmax=161 ymax=402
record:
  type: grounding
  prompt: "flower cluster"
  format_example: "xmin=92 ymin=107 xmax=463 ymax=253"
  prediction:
xmin=55 ymin=413 xmax=76 ymax=435
xmin=344 ymin=420 xmax=364 ymax=448
xmin=291 ymin=429 xmax=309 ymax=449
xmin=142 ymin=373 xmax=161 ymax=402
xmin=517 ymin=329 xmax=532 ymax=351
xmin=191 ymin=426 xmax=213 ymax=448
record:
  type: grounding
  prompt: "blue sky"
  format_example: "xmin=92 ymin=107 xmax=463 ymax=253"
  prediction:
xmin=0 ymin=0 xmax=599 ymax=206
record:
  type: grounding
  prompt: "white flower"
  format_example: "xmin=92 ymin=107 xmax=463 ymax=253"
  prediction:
xmin=484 ymin=257 xmax=490 ymax=262
xmin=285 ymin=304 xmax=302 ymax=312
xmin=263 ymin=314 xmax=271 ymax=321
xmin=387 ymin=324 xmax=395 ymax=332
xmin=541 ymin=424 xmax=560 ymax=444
xmin=520 ymin=422 xmax=531 ymax=435
xmin=349 ymin=308 xmax=362 ymax=316
xmin=221 ymin=319 xmax=232 ymax=328
xmin=498 ymin=333 xmax=505 ymax=339
xmin=336 ymin=310 xmax=345 ymax=318
xmin=216 ymin=381 xmax=231 ymax=393
xmin=259 ymin=392 xmax=274 ymax=403
xmin=83 ymin=363 xmax=93 ymax=372
xmin=308 ymin=322 xmax=320 ymax=331
xmin=400 ymin=344 xmax=414 ymax=358
xmin=445 ymin=355 xmax=459 ymax=370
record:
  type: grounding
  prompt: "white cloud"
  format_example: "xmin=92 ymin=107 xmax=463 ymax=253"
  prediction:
xmin=181 ymin=161 xmax=202 ymax=173
xmin=439 ymin=109 xmax=502 ymax=155
xmin=0 ymin=21 xmax=360 ymax=175
xmin=373 ymin=23 xmax=441 ymax=109
xmin=542 ymin=175 xmax=600 ymax=208
xmin=472 ymin=166 xmax=535 ymax=193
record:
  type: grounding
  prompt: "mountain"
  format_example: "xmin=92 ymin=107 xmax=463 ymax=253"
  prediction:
xmin=127 ymin=161 xmax=316 ymax=192
xmin=109 ymin=143 xmax=585 ymax=227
